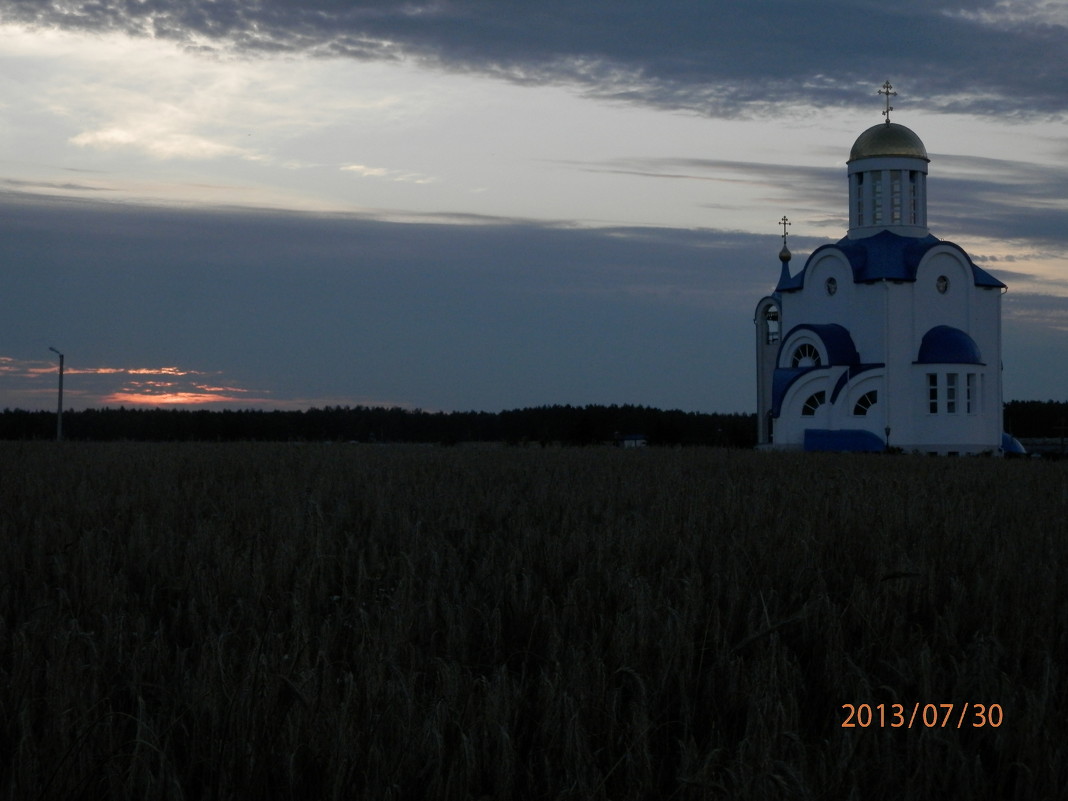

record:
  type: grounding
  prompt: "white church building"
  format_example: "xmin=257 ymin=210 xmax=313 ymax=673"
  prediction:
xmin=754 ymin=84 xmax=1016 ymax=455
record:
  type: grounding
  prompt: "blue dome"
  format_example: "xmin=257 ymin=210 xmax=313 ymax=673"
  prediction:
xmin=1002 ymin=433 xmax=1027 ymax=455
xmin=916 ymin=326 xmax=984 ymax=365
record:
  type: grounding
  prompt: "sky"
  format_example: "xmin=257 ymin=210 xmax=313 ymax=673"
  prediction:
xmin=1 ymin=1 xmax=1066 ymax=414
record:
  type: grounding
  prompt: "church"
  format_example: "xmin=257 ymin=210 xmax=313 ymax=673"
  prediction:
xmin=754 ymin=83 xmax=1016 ymax=455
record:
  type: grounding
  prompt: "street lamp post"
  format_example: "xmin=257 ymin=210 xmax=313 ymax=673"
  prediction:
xmin=49 ymin=347 xmax=64 ymax=441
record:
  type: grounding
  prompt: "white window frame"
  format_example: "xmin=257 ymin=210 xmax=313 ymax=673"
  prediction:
xmin=853 ymin=389 xmax=878 ymax=417
xmin=802 ymin=391 xmax=826 ymax=417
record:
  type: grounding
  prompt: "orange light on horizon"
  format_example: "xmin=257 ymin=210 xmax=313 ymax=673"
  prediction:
xmin=102 ymin=391 xmax=253 ymax=405
xmin=65 ymin=367 xmax=125 ymax=375
xmin=125 ymin=380 xmax=180 ymax=389
xmin=126 ymin=366 xmax=209 ymax=376
xmin=193 ymin=384 xmax=249 ymax=393
xmin=0 ymin=354 xmax=285 ymax=409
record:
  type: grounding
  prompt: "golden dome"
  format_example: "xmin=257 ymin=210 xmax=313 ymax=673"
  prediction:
xmin=848 ymin=122 xmax=929 ymax=162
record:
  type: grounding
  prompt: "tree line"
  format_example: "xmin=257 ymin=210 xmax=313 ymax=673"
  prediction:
xmin=2 ymin=399 xmax=1060 ymax=445
xmin=1003 ymin=400 xmax=1068 ymax=439
xmin=0 ymin=404 xmax=757 ymax=447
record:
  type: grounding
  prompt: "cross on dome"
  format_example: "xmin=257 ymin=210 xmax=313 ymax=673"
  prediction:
xmin=879 ymin=81 xmax=897 ymax=125
xmin=777 ymin=215 xmax=792 ymax=263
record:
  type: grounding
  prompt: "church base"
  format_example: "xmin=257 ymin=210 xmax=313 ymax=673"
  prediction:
xmin=804 ymin=429 xmax=885 ymax=452
xmin=756 ymin=428 xmax=1014 ymax=456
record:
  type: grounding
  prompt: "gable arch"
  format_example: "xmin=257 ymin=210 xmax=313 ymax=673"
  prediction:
xmin=916 ymin=248 xmax=975 ymax=314
xmin=917 ymin=246 xmax=972 ymax=280
xmin=779 ymin=323 xmax=860 ymax=369
xmin=846 ymin=374 xmax=883 ymax=418
xmin=779 ymin=370 xmax=831 ymax=422
xmin=805 ymin=250 xmax=853 ymax=293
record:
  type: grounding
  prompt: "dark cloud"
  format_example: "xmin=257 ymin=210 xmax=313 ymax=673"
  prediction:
xmin=2 ymin=1 xmax=1066 ymax=116
xmin=0 ymin=192 xmax=771 ymax=412
xmin=1 ymin=178 xmax=110 ymax=193
xmin=573 ymin=157 xmax=834 ymax=188
xmin=562 ymin=149 xmax=1068 ymax=253
xmin=1006 ymin=292 xmax=1068 ymax=322
xmin=1002 ymin=291 xmax=1068 ymax=400
xmin=927 ymin=154 xmax=1068 ymax=247
xmin=579 ymin=156 xmax=845 ymax=220
xmin=1 ymin=180 xmax=1061 ymax=411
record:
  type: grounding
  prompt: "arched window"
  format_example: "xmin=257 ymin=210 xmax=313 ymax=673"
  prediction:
xmin=765 ymin=307 xmax=780 ymax=344
xmin=855 ymin=173 xmax=864 ymax=225
xmin=791 ymin=343 xmax=821 ymax=368
xmin=802 ymin=391 xmax=826 ymax=416
xmin=909 ymin=171 xmax=918 ymax=223
xmin=872 ymin=172 xmax=883 ymax=224
xmin=853 ymin=390 xmax=878 ymax=416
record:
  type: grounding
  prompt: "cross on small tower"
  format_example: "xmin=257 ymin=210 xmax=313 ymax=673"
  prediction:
xmin=779 ymin=215 xmax=791 ymax=242
xmin=879 ymin=81 xmax=897 ymax=125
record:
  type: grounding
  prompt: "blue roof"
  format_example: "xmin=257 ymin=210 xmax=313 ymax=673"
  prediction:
xmin=915 ymin=325 xmax=984 ymax=365
xmin=780 ymin=323 xmax=860 ymax=366
xmin=776 ymin=230 xmax=1006 ymax=292
xmin=771 ymin=367 xmax=820 ymax=417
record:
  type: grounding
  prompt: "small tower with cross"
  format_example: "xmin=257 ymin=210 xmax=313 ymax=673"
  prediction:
xmin=778 ymin=215 xmax=791 ymax=257
xmin=753 ymin=84 xmax=1012 ymax=454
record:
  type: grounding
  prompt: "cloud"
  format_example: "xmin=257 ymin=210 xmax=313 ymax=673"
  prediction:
xmin=1 ymin=177 xmax=110 ymax=193
xmin=2 ymin=1 xmax=1067 ymax=118
xmin=341 ymin=163 xmax=436 ymax=184
xmin=1 ymin=174 xmax=1063 ymax=412
xmin=927 ymin=154 xmax=1068 ymax=249
xmin=568 ymin=147 xmax=1068 ymax=254
xmin=574 ymin=156 xmax=832 ymax=187
xmin=1005 ymin=292 xmax=1068 ymax=331
xmin=4 ymin=4 xmax=1063 ymax=416
xmin=0 ymin=191 xmax=773 ymax=412
xmin=0 ymin=356 xmax=271 ymax=408
xmin=101 ymin=390 xmax=259 ymax=406
xmin=70 ymin=126 xmax=250 ymax=160
xmin=945 ymin=0 xmax=1068 ymax=28
xmin=574 ymin=156 xmax=845 ymax=221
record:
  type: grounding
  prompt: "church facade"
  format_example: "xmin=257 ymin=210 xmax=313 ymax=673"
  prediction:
xmin=754 ymin=86 xmax=1013 ymax=455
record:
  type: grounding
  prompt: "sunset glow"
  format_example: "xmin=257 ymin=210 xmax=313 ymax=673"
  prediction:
xmin=102 ymin=391 xmax=258 ymax=406
xmin=0 ymin=357 xmax=271 ymax=409
xmin=2 ymin=2 xmax=1066 ymax=411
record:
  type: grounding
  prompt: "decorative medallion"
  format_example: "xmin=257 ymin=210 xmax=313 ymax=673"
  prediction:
xmin=826 ymin=277 xmax=837 ymax=296
xmin=936 ymin=275 xmax=949 ymax=294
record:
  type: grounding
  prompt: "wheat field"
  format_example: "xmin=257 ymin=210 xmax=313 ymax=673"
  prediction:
xmin=0 ymin=443 xmax=1064 ymax=800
